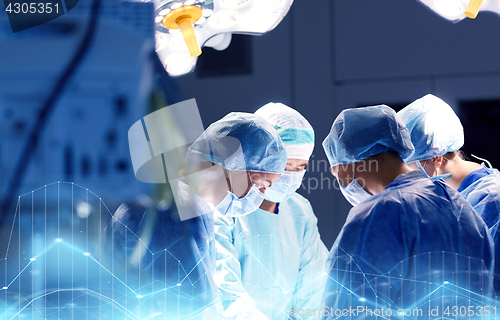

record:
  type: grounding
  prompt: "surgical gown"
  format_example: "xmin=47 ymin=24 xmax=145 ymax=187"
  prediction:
xmin=459 ymin=167 xmax=500 ymax=235
xmin=322 ymin=171 xmax=494 ymax=320
xmin=458 ymin=167 xmax=500 ymax=295
xmin=215 ymin=192 xmax=328 ymax=320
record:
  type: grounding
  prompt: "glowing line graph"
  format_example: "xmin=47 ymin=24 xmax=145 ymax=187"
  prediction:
xmin=323 ymin=244 xmax=497 ymax=319
xmin=0 ymin=181 xmax=221 ymax=319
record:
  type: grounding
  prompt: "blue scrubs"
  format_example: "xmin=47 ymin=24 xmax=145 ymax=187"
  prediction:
xmin=322 ymin=171 xmax=494 ymax=320
xmin=459 ymin=167 xmax=500 ymax=235
xmin=459 ymin=167 xmax=500 ymax=295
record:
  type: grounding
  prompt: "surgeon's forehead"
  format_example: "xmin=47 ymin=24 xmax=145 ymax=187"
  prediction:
xmin=331 ymin=163 xmax=353 ymax=176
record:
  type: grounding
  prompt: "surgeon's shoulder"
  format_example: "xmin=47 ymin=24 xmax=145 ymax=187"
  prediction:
xmin=284 ymin=192 xmax=318 ymax=221
xmin=287 ymin=192 xmax=312 ymax=207
xmin=472 ymin=171 xmax=500 ymax=192
xmin=348 ymin=189 xmax=406 ymax=223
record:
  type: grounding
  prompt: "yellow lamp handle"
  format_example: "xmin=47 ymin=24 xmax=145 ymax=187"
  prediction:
xmin=177 ymin=16 xmax=202 ymax=57
xmin=465 ymin=0 xmax=485 ymax=19
xmin=163 ymin=6 xmax=203 ymax=57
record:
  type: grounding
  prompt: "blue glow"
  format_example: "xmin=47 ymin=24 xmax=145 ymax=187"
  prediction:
xmin=0 ymin=182 xmax=223 ymax=319
xmin=1 ymin=181 xmax=497 ymax=319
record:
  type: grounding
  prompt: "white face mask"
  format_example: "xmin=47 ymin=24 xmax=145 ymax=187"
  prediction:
xmin=264 ymin=170 xmax=306 ymax=203
xmin=215 ymin=172 xmax=265 ymax=217
xmin=339 ymin=163 xmax=372 ymax=206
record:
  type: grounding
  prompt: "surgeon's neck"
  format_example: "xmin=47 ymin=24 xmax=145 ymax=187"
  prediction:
xmin=260 ymin=199 xmax=277 ymax=213
xmin=441 ymin=154 xmax=483 ymax=190
xmin=358 ymin=152 xmax=413 ymax=195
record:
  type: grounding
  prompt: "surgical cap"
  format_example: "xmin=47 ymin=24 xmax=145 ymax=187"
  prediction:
xmin=398 ymin=94 xmax=464 ymax=163
xmin=322 ymin=105 xmax=414 ymax=167
xmin=255 ymin=102 xmax=315 ymax=160
xmin=187 ymin=112 xmax=287 ymax=174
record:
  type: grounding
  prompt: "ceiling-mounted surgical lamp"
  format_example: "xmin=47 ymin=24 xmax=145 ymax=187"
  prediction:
xmin=417 ymin=0 xmax=500 ymax=23
xmin=153 ymin=0 xmax=294 ymax=77
xmin=162 ymin=5 xmax=204 ymax=57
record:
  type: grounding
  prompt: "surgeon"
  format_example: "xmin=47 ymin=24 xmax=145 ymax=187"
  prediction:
xmin=214 ymin=103 xmax=328 ymax=320
xmin=398 ymin=93 xmax=500 ymax=293
xmin=106 ymin=112 xmax=287 ymax=319
xmin=185 ymin=112 xmax=287 ymax=266
xmin=321 ymin=105 xmax=493 ymax=320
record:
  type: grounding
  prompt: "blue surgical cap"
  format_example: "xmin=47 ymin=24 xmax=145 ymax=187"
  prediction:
xmin=255 ymin=102 xmax=315 ymax=160
xmin=322 ymin=105 xmax=414 ymax=167
xmin=398 ymin=94 xmax=464 ymax=163
xmin=187 ymin=112 xmax=287 ymax=174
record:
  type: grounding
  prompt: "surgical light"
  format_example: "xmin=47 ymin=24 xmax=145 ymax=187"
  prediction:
xmin=162 ymin=51 xmax=196 ymax=76
xmin=220 ymin=0 xmax=249 ymax=8
xmin=241 ymin=11 xmax=277 ymax=33
xmin=434 ymin=0 xmax=465 ymax=17
xmin=196 ymin=17 xmax=207 ymax=24
xmin=254 ymin=0 xmax=284 ymax=10
xmin=417 ymin=0 xmax=500 ymax=23
xmin=202 ymin=9 xmax=213 ymax=16
xmin=209 ymin=11 xmax=239 ymax=28
xmin=465 ymin=0 xmax=485 ymax=18
xmin=204 ymin=33 xmax=232 ymax=51
xmin=162 ymin=5 xmax=204 ymax=56
xmin=153 ymin=0 xmax=294 ymax=76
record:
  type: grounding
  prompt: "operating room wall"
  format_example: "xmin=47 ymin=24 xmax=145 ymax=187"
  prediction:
xmin=176 ymin=0 xmax=500 ymax=249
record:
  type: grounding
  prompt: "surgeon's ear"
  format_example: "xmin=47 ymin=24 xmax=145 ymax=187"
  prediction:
xmin=330 ymin=166 xmax=338 ymax=178
xmin=432 ymin=156 xmax=443 ymax=169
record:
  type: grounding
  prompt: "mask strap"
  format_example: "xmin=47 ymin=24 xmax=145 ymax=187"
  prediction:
xmin=415 ymin=160 xmax=430 ymax=178
xmin=431 ymin=173 xmax=452 ymax=181
xmin=247 ymin=171 xmax=254 ymax=186
xmin=248 ymin=171 xmax=261 ymax=192
xmin=207 ymin=138 xmax=215 ymax=164
xmin=352 ymin=163 xmax=356 ymax=183
xmin=416 ymin=159 xmax=453 ymax=180
xmin=228 ymin=170 xmax=234 ymax=193
xmin=471 ymin=154 xmax=493 ymax=169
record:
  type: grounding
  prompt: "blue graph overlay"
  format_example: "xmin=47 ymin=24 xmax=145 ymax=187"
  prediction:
xmin=0 ymin=182 xmax=220 ymax=319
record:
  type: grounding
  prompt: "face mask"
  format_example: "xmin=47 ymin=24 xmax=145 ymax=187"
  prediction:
xmin=215 ymin=172 xmax=265 ymax=217
xmin=339 ymin=164 xmax=372 ymax=206
xmin=264 ymin=170 xmax=306 ymax=203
